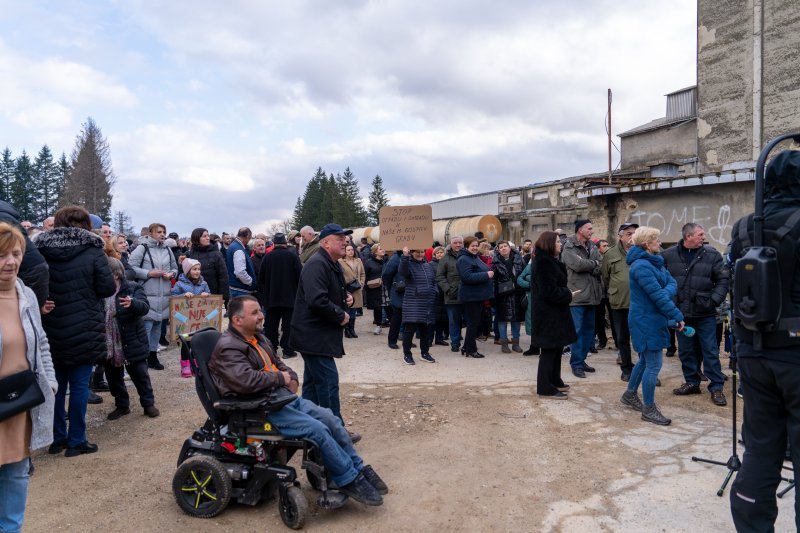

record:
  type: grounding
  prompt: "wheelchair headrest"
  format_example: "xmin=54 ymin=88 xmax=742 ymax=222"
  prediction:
xmin=190 ymin=328 xmax=222 ymax=365
xmin=184 ymin=328 xmax=224 ymax=426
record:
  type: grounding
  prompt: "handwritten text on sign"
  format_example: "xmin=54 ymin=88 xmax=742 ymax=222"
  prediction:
xmin=168 ymin=294 xmax=224 ymax=339
xmin=379 ymin=205 xmax=433 ymax=251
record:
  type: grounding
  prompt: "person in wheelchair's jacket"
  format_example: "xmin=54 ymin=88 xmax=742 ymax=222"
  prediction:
xmin=209 ymin=295 xmax=387 ymax=506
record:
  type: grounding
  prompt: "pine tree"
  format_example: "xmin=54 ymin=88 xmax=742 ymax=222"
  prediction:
xmin=367 ymin=174 xmax=390 ymax=225
xmin=291 ymin=167 xmax=328 ymax=230
xmin=0 ymin=148 xmax=14 ymax=203
xmin=337 ymin=167 xmax=369 ymax=227
xmin=32 ymin=145 xmax=59 ymax=222
xmin=10 ymin=151 xmax=35 ymax=221
xmin=55 ymin=152 xmax=69 ymax=207
xmin=61 ymin=117 xmax=115 ymax=219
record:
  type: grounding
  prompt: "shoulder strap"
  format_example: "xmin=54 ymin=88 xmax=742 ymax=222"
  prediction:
xmin=139 ymin=244 xmax=155 ymax=269
xmin=776 ymin=209 xmax=800 ymax=240
xmin=737 ymin=216 xmax=752 ymax=250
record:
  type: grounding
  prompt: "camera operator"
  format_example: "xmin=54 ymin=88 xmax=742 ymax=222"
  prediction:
xmin=728 ymin=149 xmax=800 ymax=531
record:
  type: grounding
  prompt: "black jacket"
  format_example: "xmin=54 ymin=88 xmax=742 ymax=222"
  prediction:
xmin=530 ymin=251 xmax=577 ymax=349
xmin=364 ymin=255 xmax=386 ymax=310
xmin=186 ymin=244 xmax=230 ymax=302
xmin=116 ymin=280 xmax=150 ymax=363
xmin=290 ymin=248 xmax=348 ymax=357
xmin=36 ymin=227 xmax=116 ymax=366
xmin=0 ymin=200 xmax=49 ymax=306
xmin=257 ymin=246 xmax=302 ymax=309
xmin=661 ymin=241 xmax=730 ymax=319
xmin=492 ymin=249 xmax=527 ymax=323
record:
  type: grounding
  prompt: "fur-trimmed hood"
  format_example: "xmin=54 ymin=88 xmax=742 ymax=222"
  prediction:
xmin=36 ymin=226 xmax=104 ymax=262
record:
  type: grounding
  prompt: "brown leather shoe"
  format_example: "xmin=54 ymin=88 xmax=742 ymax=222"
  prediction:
xmin=711 ymin=390 xmax=727 ymax=406
xmin=144 ymin=405 xmax=160 ymax=418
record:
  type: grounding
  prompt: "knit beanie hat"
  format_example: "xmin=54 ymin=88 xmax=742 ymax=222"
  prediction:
xmin=182 ymin=258 xmax=200 ymax=276
xmin=574 ymin=218 xmax=592 ymax=233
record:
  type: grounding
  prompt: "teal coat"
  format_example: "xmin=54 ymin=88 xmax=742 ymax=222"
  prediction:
xmin=517 ymin=262 xmax=532 ymax=335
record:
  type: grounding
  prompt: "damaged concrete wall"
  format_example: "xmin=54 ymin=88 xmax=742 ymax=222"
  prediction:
xmin=697 ymin=0 xmax=800 ymax=172
xmin=588 ymin=181 xmax=753 ymax=251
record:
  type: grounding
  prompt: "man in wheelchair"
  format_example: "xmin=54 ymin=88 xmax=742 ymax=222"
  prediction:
xmin=208 ymin=295 xmax=387 ymax=506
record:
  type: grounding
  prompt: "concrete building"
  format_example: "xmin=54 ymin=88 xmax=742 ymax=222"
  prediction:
xmin=480 ymin=0 xmax=799 ymax=252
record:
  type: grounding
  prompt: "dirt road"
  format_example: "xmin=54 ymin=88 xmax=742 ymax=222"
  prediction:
xmin=24 ymin=323 xmax=796 ymax=532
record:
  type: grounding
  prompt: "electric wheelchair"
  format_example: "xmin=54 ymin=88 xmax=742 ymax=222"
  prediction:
xmin=171 ymin=328 xmax=347 ymax=529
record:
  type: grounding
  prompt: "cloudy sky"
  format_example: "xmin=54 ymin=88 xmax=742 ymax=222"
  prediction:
xmin=0 ymin=0 xmax=696 ymax=235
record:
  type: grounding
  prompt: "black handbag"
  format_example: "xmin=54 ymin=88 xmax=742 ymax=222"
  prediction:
xmin=346 ymin=279 xmax=362 ymax=293
xmin=392 ymin=279 xmax=406 ymax=294
xmin=497 ymin=280 xmax=515 ymax=296
xmin=0 ymin=312 xmax=45 ymax=423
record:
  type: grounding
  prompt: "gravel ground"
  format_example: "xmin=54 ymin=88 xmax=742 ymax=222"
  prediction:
xmin=24 ymin=321 xmax=796 ymax=532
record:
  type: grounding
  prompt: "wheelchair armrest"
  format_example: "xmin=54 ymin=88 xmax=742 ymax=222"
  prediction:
xmin=213 ymin=398 xmax=269 ymax=412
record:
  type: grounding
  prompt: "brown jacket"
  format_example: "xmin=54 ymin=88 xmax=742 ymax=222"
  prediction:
xmin=209 ymin=326 xmax=298 ymax=399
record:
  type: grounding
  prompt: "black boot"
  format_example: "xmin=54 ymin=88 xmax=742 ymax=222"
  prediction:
xmin=523 ymin=345 xmax=540 ymax=356
xmin=148 ymin=351 xmax=164 ymax=370
xmin=91 ymin=366 xmax=109 ymax=392
xmin=349 ymin=323 xmax=358 ymax=338
xmin=344 ymin=328 xmax=353 ymax=338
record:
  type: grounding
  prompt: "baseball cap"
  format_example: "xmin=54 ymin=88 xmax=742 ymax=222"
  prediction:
xmin=319 ymin=223 xmax=353 ymax=240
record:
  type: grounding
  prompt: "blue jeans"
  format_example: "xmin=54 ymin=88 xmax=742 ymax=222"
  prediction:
xmin=142 ymin=319 xmax=162 ymax=352
xmin=268 ymin=398 xmax=362 ymax=487
xmin=497 ymin=321 xmax=521 ymax=341
xmin=569 ymin=306 xmax=595 ymax=369
xmin=301 ymin=355 xmax=342 ymax=423
xmin=446 ymin=304 xmax=463 ymax=347
xmin=627 ymin=349 xmax=663 ymax=406
xmin=677 ymin=316 xmax=725 ymax=391
xmin=53 ymin=363 xmax=94 ymax=447
xmin=0 ymin=458 xmax=31 ymax=533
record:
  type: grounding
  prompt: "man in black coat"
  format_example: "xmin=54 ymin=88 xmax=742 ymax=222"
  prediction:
xmin=257 ymin=233 xmax=302 ymax=358
xmin=0 ymin=200 xmax=49 ymax=307
xmin=727 ymin=149 xmax=800 ymax=531
xmin=662 ymin=222 xmax=730 ymax=406
xmin=290 ymin=223 xmax=360 ymax=442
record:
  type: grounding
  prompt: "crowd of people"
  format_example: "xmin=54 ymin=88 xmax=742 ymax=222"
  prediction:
xmin=0 ymin=202 xmax=736 ymax=529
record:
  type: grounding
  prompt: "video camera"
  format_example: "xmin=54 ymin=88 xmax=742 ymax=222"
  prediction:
xmin=732 ymin=132 xmax=800 ymax=350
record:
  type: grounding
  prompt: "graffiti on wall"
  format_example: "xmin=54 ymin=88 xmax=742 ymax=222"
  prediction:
xmin=628 ymin=204 xmax=734 ymax=246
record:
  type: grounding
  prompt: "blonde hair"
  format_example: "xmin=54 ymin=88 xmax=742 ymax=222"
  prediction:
xmin=478 ymin=241 xmax=492 ymax=255
xmin=632 ymin=226 xmax=661 ymax=247
xmin=0 ymin=222 xmax=26 ymax=256
xmin=433 ymin=246 xmax=445 ymax=256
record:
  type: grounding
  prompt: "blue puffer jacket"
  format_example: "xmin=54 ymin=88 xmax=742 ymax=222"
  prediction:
xmin=171 ymin=273 xmax=211 ymax=296
xmin=456 ymin=249 xmax=493 ymax=302
xmin=627 ymin=246 xmax=684 ymax=353
xmin=399 ymin=255 xmax=437 ymax=324
xmin=381 ymin=251 xmax=405 ymax=308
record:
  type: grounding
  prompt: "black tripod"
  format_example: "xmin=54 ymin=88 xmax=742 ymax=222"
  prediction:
xmin=691 ymin=357 xmax=741 ymax=497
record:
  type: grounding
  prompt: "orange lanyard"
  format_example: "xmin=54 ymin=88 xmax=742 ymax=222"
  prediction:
xmin=248 ymin=338 xmax=279 ymax=373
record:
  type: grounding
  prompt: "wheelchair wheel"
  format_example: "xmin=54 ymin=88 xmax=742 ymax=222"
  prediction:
xmin=279 ymin=485 xmax=309 ymax=530
xmin=173 ymin=456 xmax=232 ymax=518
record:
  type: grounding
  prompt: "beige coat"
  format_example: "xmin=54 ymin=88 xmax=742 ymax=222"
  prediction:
xmin=339 ymin=257 xmax=366 ymax=308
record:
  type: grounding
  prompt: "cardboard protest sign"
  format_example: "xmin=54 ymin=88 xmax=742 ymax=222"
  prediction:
xmin=379 ymin=205 xmax=434 ymax=251
xmin=168 ymin=294 xmax=224 ymax=339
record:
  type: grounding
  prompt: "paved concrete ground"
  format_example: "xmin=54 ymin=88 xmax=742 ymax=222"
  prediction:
xmin=25 ymin=323 xmax=796 ymax=532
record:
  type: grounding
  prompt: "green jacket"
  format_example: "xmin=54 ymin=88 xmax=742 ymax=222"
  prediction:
xmin=561 ymin=235 xmax=603 ymax=306
xmin=601 ymin=240 xmax=631 ymax=309
xmin=436 ymin=248 xmax=461 ymax=304
xmin=299 ymin=235 xmax=320 ymax=264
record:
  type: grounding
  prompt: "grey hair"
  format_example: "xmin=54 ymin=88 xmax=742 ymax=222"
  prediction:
xmin=450 ymin=235 xmax=464 ymax=243
xmin=300 ymin=226 xmax=314 ymax=234
xmin=681 ymin=223 xmax=704 ymax=239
